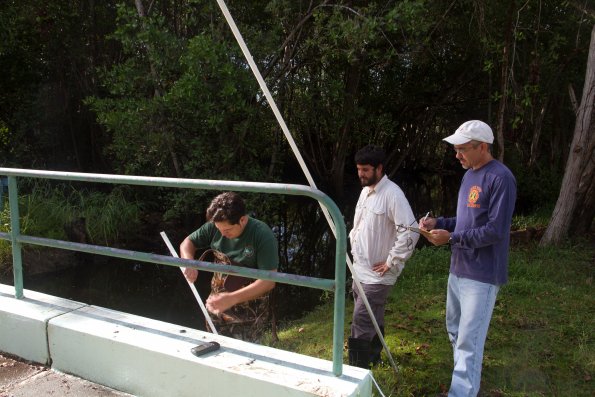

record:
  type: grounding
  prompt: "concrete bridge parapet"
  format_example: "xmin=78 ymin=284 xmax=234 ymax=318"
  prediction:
xmin=0 ymin=284 xmax=371 ymax=397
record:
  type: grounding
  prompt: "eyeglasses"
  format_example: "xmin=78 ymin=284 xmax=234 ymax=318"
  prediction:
xmin=453 ymin=143 xmax=481 ymax=154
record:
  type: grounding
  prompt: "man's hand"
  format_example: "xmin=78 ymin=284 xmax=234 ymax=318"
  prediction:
xmin=206 ymin=278 xmax=276 ymax=314
xmin=182 ymin=267 xmax=198 ymax=283
xmin=419 ymin=216 xmax=437 ymax=231
xmin=426 ymin=229 xmax=450 ymax=246
xmin=206 ymin=292 xmax=236 ymax=315
xmin=372 ymin=261 xmax=392 ymax=276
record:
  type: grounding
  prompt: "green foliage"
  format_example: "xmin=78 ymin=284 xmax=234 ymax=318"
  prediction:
xmin=3 ymin=1 xmax=594 ymax=277
xmin=4 ymin=0 xmax=591 ymax=183
xmin=86 ymin=2 xmax=281 ymax=221
xmin=0 ymin=204 xmax=10 ymax=275
xmin=0 ymin=181 xmax=143 ymax=275
xmin=0 ymin=120 xmax=9 ymax=147
xmin=0 ymin=182 xmax=142 ymax=269
xmin=511 ymin=210 xmax=551 ymax=231
xmin=85 ymin=2 xmax=292 ymax=222
xmin=506 ymin=144 xmax=563 ymax=214
xmin=87 ymin=2 xmax=275 ymax=182
xmin=0 ymin=0 xmax=120 ymax=169
xmin=161 ymin=189 xmax=212 ymax=222
xmin=266 ymin=243 xmax=594 ymax=396
xmin=0 ymin=1 xmax=42 ymax=166
xmin=74 ymin=187 xmax=142 ymax=245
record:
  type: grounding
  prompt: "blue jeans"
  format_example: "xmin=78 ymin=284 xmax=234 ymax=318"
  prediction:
xmin=446 ymin=274 xmax=499 ymax=397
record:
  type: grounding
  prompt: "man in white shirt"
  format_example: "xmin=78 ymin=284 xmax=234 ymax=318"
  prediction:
xmin=348 ymin=144 xmax=419 ymax=368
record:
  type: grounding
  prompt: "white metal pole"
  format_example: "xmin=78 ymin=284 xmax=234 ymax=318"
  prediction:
xmin=160 ymin=231 xmax=218 ymax=335
xmin=215 ymin=0 xmax=397 ymax=373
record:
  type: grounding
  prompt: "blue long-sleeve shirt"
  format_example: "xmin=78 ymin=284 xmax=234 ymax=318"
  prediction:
xmin=436 ymin=160 xmax=516 ymax=285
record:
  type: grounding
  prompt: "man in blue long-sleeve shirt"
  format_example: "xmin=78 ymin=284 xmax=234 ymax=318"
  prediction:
xmin=420 ymin=120 xmax=516 ymax=397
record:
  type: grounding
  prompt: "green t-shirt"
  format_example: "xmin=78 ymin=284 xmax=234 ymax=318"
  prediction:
xmin=187 ymin=217 xmax=278 ymax=270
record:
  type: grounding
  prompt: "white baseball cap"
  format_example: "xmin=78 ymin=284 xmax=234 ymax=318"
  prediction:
xmin=443 ymin=120 xmax=494 ymax=145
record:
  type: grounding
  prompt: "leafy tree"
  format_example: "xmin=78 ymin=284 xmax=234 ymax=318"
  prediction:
xmin=89 ymin=2 xmax=276 ymax=178
xmin=1 ymin=0 xmax=119 ymax=170
xmin=2 ymin=1 xmax=593 ymax=276
xmin=0 ymin=0 xmax=45 ymax=166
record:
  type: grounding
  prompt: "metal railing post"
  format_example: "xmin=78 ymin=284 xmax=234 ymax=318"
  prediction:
xmin=332 ymin=218 xmax=347 ymax=376
xmin=8 ymin=176 xmax=23 ymax=299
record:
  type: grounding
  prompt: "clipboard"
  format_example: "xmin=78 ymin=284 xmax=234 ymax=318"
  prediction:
xmin=404 ymin=226 xmax=433 ymax=238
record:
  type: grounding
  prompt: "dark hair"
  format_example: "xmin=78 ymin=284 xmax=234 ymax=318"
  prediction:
xmin=206 ymin=192 xmax=246 ymax=224
xmin=354 ymin=145 xmax=386 ymax=167
xmin=470 ymin=140 xmax=493 ymax=153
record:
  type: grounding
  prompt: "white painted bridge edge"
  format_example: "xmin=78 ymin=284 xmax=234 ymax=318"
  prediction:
xmin=0 ymin=284 xmax=371 ymax=397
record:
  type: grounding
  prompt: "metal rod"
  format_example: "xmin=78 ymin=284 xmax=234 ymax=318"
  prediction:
xmin=208 ymin=2 xmax=350 ymax=375
xmin=160 ymin=231 xmax=218 ymax=335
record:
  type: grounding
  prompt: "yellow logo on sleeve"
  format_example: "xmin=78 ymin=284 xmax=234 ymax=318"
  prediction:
xmin=467 ymin=185 xmax=482 ymax=208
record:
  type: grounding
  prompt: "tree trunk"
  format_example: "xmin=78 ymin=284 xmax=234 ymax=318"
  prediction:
xmin=495 ymin=0 xmax=516 ymax=162
xmin=541 ymin=24 xmax=595 ymax=245
xmin=573 ymin=140 xmax=595 ymax=234
xmin=572 ymin=113 xmax=595 ymax=234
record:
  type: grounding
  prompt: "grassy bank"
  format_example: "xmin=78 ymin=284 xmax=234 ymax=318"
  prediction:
xmin=264 ymin=242 xmax=594 ymax=396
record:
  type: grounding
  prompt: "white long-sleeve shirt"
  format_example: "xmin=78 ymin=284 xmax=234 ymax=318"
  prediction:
xmin=349 ymin=175 xmax=419 ymax=285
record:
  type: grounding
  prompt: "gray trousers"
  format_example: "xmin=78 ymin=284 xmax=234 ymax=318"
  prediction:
xmin=350 ymin=281 xmax=392 ymax=341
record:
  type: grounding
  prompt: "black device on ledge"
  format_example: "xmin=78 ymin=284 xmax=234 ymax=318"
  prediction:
xmin=191 ymin=341 xmax=220 ymax=357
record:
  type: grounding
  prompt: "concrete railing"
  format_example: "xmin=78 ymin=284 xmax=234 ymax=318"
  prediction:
xmin=0 ymin=284 xmax=371 ymax=397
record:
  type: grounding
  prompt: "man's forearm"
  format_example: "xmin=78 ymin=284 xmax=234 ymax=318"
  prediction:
xmin=179 ymin=237 xmax=196 ymax=259
xmin=228 ymin=277 xmax=276 ymax=306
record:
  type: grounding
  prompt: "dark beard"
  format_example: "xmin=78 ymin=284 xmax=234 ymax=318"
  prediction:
xmin=359 ymin=173 xmax=378 ymax=187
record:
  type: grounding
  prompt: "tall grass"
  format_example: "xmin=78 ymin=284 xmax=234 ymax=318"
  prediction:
xmin=264 ymin=241 xmax=594 ymax=396
xmin=0 ymin=182 xmax=142 ymax=273
xmin=0 ymin=205 xmax=11 ymax=273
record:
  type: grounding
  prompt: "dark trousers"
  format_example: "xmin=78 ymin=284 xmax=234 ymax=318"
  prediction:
xmin=350 ymin=281 xmax=392 ymax=341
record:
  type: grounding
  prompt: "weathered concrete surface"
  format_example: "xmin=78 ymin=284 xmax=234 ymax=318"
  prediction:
xmin=0 ymin=353 xmax=133 ymax=396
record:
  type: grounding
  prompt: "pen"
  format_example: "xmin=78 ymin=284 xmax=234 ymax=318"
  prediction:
xmin=422 ymin=211 xmax=430 ymax=226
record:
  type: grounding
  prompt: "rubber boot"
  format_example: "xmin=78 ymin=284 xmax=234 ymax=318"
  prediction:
xmin=369 ymin=325 xmax=385 ymax=365
xmin=348 ymin=337 xmax=371 ymax=369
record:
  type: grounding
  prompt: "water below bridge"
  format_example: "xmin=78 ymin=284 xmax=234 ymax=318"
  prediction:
xmin=0 ymin=240 xmax=323 ymax=335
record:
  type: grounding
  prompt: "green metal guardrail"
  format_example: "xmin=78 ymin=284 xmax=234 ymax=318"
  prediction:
xmin=0 ymin=168 xmax=347 ymax=376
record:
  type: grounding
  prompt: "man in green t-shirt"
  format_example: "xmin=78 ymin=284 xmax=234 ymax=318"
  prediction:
xmin=180 ymin=192 xmax=278 ymax=338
